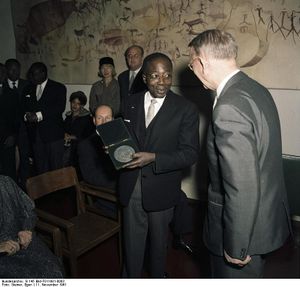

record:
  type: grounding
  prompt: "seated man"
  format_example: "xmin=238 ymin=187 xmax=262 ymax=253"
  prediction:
xmin=77 ymin=104 xmax=116 ymax=189
xmin=0 ymin=175 xmax=64 ymax=278
xmin=77 ymin=105 xmax=117 ymax=216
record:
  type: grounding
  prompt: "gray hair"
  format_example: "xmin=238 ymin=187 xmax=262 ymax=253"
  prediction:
xmin=188 ymin=29 xmax=238 ymax=60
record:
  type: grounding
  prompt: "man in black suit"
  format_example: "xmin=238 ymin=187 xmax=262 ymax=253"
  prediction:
xmin=77 ymin=104 xmax=117 ymax=189
xmin=118 ymin=45 xmax=147 ymax=115
xmin=120 ymin=53 xmax=199 ymax=277
xmin=0 ymin=59 xmax=29 ymax=180
xmin=23 ymin=62 xmax=66 ymax=175
xmin=77 ymin=104 xmax=117 ymax=217
xmin=3 ymin=59 xmax=30 ymax=186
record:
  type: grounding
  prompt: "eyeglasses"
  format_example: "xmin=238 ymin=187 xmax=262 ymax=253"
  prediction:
xmin=188 ymin=57 xmax=201 ymax=71
xmin=146 ymin=73 xmax=172 ymax=81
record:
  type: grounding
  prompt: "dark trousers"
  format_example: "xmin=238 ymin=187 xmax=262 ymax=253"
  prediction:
xmin=170 ymin=190 xmax=193 ymax=236
xmin=32 ymin=131 xmax=64 ymax=174
xmin=17 ymin=122 xmax=31 ymax=188
xmin=123 ymin=175 xmax=174 ymax=278
xmin=0 ymin=144 xmax=16 ymax=180
xmin=210 ymin=253 xmax=266 ymax=278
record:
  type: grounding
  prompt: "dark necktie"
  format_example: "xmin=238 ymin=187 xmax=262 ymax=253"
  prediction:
xmin=12 ymin=82 xmax=17 ymax=89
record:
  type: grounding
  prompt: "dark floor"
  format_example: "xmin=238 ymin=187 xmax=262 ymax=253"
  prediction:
xmin=71 ymin=200 xmax=300 ymax=278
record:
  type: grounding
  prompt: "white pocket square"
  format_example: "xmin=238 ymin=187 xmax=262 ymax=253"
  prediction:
xmin=124 ymin=119 xmax=130 ymax=123
xmin=25 ymin=94 xmax=31 ymax=98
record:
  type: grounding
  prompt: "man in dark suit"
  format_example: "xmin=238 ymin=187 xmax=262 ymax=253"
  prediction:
xmin=120 ymin=53 xmax=199 ymax=277
xmin=23 ymin=62 xmax=66 ymax=175
xmin=188 ymin=29 xmax=291 ymax=277
xmin=77 ymin=104 xmax=117 ymax=189
xmin=77 ymin=104 xmax=117 ymax=217
xmin=118 ymin=45 xmax=147 ymax=115
xmin=3 ymin=59 xmax=30 ymax=186
xmin=0 ymin=59 xmax=29 ymax=180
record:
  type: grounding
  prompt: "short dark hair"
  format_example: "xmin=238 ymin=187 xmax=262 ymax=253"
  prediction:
xmin=69 ymin=91 xmax=87 ymax=106
xmin=124 ymin=45 xmax=144 ymax=57
xmin=5 ymin=58 xmax=21 ymax=69
xmin=142 ymin=52 xmax=173 ymax=74
xmin=28 ymin=62 xmax=48 ymax=77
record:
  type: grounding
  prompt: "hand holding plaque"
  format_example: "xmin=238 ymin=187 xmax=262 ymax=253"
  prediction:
xmin=96 ymin=118 xmax=139 ymax=170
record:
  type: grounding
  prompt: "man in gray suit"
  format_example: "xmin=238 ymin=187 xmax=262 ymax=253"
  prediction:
xmin=188 ymin=29 xmax=291 ymax=278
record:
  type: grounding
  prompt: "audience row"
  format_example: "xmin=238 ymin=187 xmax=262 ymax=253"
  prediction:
xmin=0 ymin=45 xmax=146 ymax=186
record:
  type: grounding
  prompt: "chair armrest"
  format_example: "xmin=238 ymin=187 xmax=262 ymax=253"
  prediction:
xmin=79 ymin=181 xmax=117 ymax=203
xmin=35 ymin=220 xmax=63 ymax=258
xmin=35 ymin=209 xmax=76 ymax=253
xmin=36 ymin=209 xmax=74 ymax=229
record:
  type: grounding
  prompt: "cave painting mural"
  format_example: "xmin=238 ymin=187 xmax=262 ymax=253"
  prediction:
xmin=12 ymin=0 xmax=300 ymax=89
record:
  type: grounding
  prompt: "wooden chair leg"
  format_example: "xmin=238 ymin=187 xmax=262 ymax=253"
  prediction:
xmin=118 ymin=230 xmax=123 ymax=268
xmin=69 ymin=256 xmax=78 ymax=278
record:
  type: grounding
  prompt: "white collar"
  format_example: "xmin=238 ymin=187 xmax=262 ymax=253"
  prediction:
xmin=213 ymin=70 xmax=239 ymax=110
xmin=39 ymin=79 xmax=48 ymax=90
xmin=216 ymin=69 xmax=239 ymax=97
xmin=130 ymin=67 xmax=142 ymax=76
xmin=8 ymin=79 xmax=19 ymax=88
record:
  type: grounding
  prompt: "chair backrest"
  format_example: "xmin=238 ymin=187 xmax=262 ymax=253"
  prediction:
xmin=282 ymin=154 xmax=300 ymax=218
xmin=26 ymin=167 xmax=85 ymax=213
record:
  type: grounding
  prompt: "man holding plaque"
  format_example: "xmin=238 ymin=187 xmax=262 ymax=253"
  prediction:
xmin=120 ymin=53 xmax=199 ymax=278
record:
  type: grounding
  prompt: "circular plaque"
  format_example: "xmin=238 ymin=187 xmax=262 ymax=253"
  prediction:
xmin=114 ymin=145 xmax=135 ymax=163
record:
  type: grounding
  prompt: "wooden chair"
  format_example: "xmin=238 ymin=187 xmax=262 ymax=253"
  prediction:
xmin=26 ymin=166 xmax=121 ymax=277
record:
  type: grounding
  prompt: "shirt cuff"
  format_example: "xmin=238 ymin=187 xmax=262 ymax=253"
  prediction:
xmin=36 ymin=111 xmax=43 ymax=122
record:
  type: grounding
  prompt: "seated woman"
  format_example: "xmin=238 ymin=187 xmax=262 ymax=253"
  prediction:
xmin=0 ymin=175 xmax=64 ymax=278
xmin=63 ymin=91 xmax=94 ymax=167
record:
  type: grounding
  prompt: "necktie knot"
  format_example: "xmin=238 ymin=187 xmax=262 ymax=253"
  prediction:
xmin=145 ymin=98 xmax=157 ymax=127
xmin=12 ymin=82 xmax=17 ymax=89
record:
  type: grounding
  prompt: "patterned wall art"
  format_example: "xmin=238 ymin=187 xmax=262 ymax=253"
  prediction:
xmin=11 ymin=0 xmax=300 ymax=88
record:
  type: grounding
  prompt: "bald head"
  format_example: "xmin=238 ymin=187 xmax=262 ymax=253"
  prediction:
xmin=93 ymin=105 xmax=113 ymax=126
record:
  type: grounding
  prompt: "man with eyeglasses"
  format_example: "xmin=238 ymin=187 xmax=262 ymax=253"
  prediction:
xmin=188 ymin=29 xmax=291 ymax=278
xmin=118 ymin=45 xmax=147 ymax=115
xmin=119 ymin=52 xmax=199 ymax=278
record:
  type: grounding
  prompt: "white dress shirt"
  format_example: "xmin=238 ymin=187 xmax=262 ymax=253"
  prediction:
xmin=35 ymin=79 xmax=48 ymax=122
xmin=144 ymin=91 xmax=166 ymax=123
xmin=8 ymin=79 xmax=19 ymax=89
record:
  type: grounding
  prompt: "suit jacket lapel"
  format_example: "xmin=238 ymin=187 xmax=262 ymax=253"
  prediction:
xmin=130 ymin=92 xmax=146 ymax=148
xmin=124 ymin=70 xmax=130 ymax=92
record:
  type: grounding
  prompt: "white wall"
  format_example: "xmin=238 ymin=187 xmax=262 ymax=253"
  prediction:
xmin=271 ymin=89 xmax=300 ymax=156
